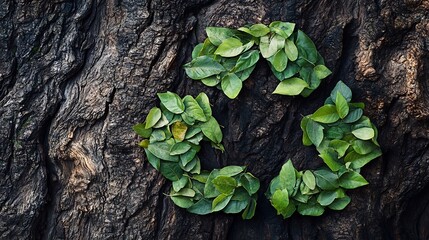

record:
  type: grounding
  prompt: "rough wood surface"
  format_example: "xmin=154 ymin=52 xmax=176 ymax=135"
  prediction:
xmin=1 ymin=0 xmax=428 ymax=239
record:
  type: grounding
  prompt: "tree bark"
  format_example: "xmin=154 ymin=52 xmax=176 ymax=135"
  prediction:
xmin=1 ymin=0 xmax=429 ymax=239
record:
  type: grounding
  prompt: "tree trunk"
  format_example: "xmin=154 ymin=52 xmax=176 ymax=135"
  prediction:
xmin=1 ymin=0 xmax=429 ymax=239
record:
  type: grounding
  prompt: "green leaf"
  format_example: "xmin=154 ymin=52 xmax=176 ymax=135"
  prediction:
xmin=306 ymin=119 xmax=324 ymax=147
xmin=235 ymin=64 xmax=256 ymax=81
xmin=328 ymin=196 xmax=351 ymax=210
xmin=249 ymin=23 xmax=270 ymax=36
xmin=201 ymin=76 xmax=221 ymax=86
xmin=299 ymin=66 xmax=321 ymax=90
xmin=144 ymin=149 xmax=160 ymax=170
xmin=311 ymin=105 xmax=340 ymax=123
xmin=184 ymin=56 xmax=225 ymax=80
xmin=152 ymin=114 xmax=169 ymax=128
xmin=330 ymin=81 xmax=352 ymax=102
xmin=297 ymin=202 xmax=324 ymax=216
xmin=189 ymin=156 xmax=201 ymax=174
xmin=133 ymin=123 xmax=152 ymax=138
xmin=313 ymin=65 xmax=332 ymax=79
xmin=271 ymin=189 xmax=289 ymax=215
xmin=192 ymin=39 xmax=217 ymax=58
xmin=199 ymin=38 xmax=217 ymax=56
xmin=280 ymin=202 xmax=296 ymax=218
xmin=242 ymin=198 xmax=257 ymax=219
xmin=171 ymin=188 xmax=195 ymax=197
xmin=221 ymin=57 xmax=239 ymax=71
xmin=170 ymin=195 xmax=194 ymax=209
xmin=273 ymin=77 xmax=308 ymax=95
xmin=260 ymin=34 xmax=285 ymax=59
xmin=159 ymin=162 xmax=183 ymax=181
xmin=173 ymin=176 xmax=189 ymax=192
xmin=199 ymin=116 xmax=223 ymax=144
xmin=317 ymin=190 xmax=339 ymax=206
xmin=296 ymin=30 xmax=318 ymax=63
xmin=352 ymin=140 xmax=377 ymax=155
xmin=234 ymin=50 xmax=260 ymax=72
xmin=352 ymin=127 xmax=375 ymax=140
xmin=180 ymin=146 xmax=198 ymax=166
xmin=170 ymin=142 xmax=192 ymax=155
xmin=190 ymin=159 xmax=201 ymax=175
xmin=279 ymin=160 xmax=296 ymax=194
xmin=195 ymin=92 xmax=212 ymax=119
xmin=157 ymin=92 xmax=185 ymax=114
xmin=184 ymin=126 xmax=201 ymax=139
xmin=183 ymin=95 xmax=206 ymax=122
xmin=268 ymin=176 xmax=281 ymax=197
xmin=191 ymin=43 xmax=204 ymax=59
xmin=192 ymin=180 xmax=205 ymax=197
xmin=239 ymin=23 xmax=270 ymax=37
xmin=150 ymin=129 xmax=166 ymax=142
xmin=212 ymin=193 xmax=233 ymax=212
xmin=214 ymin=37 xmax=244 ymax=57
xmin=147 ymin=141 xmax=178 ymax=162
xmin=240 ymin=173 xmax=260 ymax=195
xmin=319 ymin=148 xmax=342 ymax=172
xmin=259 ymin=36 xmax=271 ymax=58
xmin=232 ymin=187 xmax=252 ymax=201
xmin=212 ymin=175 xmax=237 ymax=194
xmin=344 ymin=149 xmax=382 ymax=168
xmin=269 ymin=61 xmax=300 ymax=81
xmin=353 ymin=117 xmax=372 ymax=129
xmin=204 ymin=169 xmax=220 ymax=198
xmin=339 ymin=171 xmax=369 ymax=189
xmin=300 ymin=181 xmax=319 ymax=196
xmin=223 ymin=200 xmax=248 ymax=214
xmin=283 ymin=61 xmax=300 ymax=78
xmin=313 ymin=169 xmax=339 ymax=190
xmin=219 ymin=166 xmax=245 ymax=177
xmin=206 ymin=27 xmax=239 ymax=46
xmin=284 ymin=39 xmax=298 ymax=61
xmin=187 ymin=132 xmax=203 ymax=145
xmin=325 ymin=126 xmax=344 ymax=139
xmin=187 ymin=198 xmax=213 ymax=215
xmin=270 ymin=50 xmax=288 ymax=72
xmin=329 ymin=139 xmax=350 ymax=158
xmin=181 ymin=156 xmax=197 ymax=172
xmin=335 ymin=92 xmax=350 ymax=119
xmin=192 ymin=172 xmax=210 ymax=183
xmin=269 ymin=21 xmax=295 ymax=38
xmin=303 ymin=170 xmax=316 ymax=190
xmin=171 ymin=121 xmax=188 ymax=142
xmin=300 ymin=117 xmax=312 ymax=146
xmin=221 ymin=73 xmax=243 ymax=99
xmin=145 ymin=107 xmax=162 ymax=129
xmin=160 ymin=104 xmax=174 ymax=122
xmin=349 ymin=102 xmax=365 ymax=109
xmin=343 ymin=108 xmax=363 ymax=123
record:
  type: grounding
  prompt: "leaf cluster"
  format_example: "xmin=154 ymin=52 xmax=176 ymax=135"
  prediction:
xmin=183 ymin=22 xmax=331 ymax=99
xmin=133 ymin=91 xmax=223 ymax=176
xmin=170 ymin=166 xmax=259 ymax=219
xmin=133 ymin=92 xmax=259 ymax=219
xmin=267 ymin=81 xmax=382 ymax=219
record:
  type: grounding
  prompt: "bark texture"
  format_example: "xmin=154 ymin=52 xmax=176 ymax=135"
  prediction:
xmin=1 ymin=0 xmax=429 ymax=239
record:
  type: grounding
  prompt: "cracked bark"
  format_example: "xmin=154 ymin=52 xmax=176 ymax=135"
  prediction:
xmin=0 ymin=0 xmax=428 ymax=239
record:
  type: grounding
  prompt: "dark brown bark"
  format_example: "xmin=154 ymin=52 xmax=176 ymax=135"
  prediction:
xmin=1 ymin=0 xmax=429 ymax=239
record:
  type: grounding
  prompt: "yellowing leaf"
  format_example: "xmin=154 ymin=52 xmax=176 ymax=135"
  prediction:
xmin=171 ymin=121 xmax=188 ymax=142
